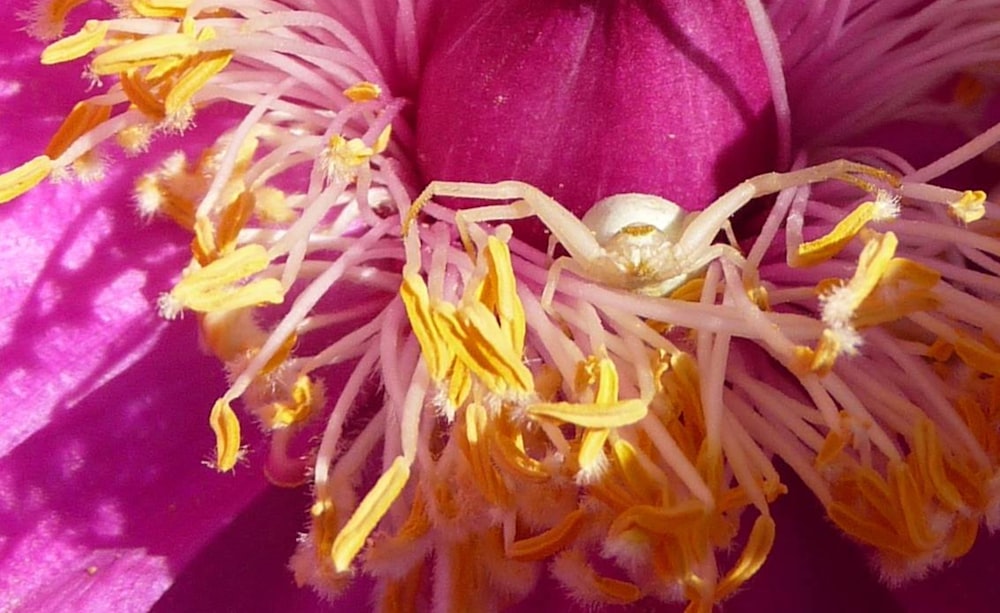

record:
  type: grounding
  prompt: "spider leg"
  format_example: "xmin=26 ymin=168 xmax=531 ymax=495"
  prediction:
xmin=541 ymin=256 xmax=576 ymax=313
xmin=675 ymin=160 xmax=899 ymax=258
xmin=406 ymin=180 xmax=604 ymax=265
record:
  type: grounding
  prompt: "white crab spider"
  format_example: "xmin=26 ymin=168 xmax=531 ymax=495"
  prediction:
xmin=408 ymin=160 xmax=897 ymax=296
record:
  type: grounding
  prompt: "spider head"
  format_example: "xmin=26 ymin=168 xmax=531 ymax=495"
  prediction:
xmin=581 ymin=193 xmax=690 ymax=294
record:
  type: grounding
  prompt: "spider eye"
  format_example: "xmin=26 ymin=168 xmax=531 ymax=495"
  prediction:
xmin=581 ymin=193 xmax=684 ymax=245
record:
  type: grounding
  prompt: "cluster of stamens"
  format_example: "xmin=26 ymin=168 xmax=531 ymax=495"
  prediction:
xmin=3 ymin=1 xmax=1000 ymax=611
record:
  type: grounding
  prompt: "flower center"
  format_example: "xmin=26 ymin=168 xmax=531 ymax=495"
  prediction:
xmin=414 ymin=0 xmax=777 ymax=246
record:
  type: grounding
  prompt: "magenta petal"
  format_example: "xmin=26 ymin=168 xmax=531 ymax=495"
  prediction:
xmin=416 ymin=0 xmax=777 ymax=244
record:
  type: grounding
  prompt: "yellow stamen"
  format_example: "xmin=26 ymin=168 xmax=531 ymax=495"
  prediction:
xmin=41 ymin=20 xmax=110 ymax=64
xmin=130 ymin=0 xmax=193 ymax=18
xmin=266 ymin=375 xmax=315 ymax=429
xmin=462 ymin=403 xmax=510 ymax=506
xmin=849 ymin=231 xmax=899 ymax=306
xmin=815 ymin=429 xmax=850 ymax=468
xmin=528 ymin=398 xmax=647 ymax=429
xmin=45 ymin=102 xmax=112 ymax=159
xmin=168 ymin=244 xmax=284 ymax=314
xmin=481 ymin=236 xmax=527 ymax=353
xmin=611 ymin=439 xmax=667 ymax=502
xmin=714 ymin=515 xmax=776 ymax=601
xmin=400 ymin=274 xmax=454 ymax=381
xmin=490 ymin=427 xmax=550 ymax=482
xmin=793 ymin=328 xmax=844 ymax=376
xmin=610 ymin=500 xmax=705 ymax=536
xmin=216 ymin=191 xmax=255 ymax=253
xmin=165 ymin=51 xmax=234 ymax=117
xmin=954 ymin=337 xmax=1000 ymax=377
xmin=0 ymin=156 xmax=53 ymax=204
xmin=910 ymin=420 xmax=964 ymax=512
xmin=507 ymin=509 xmax=586 ymax=561
xmin=331 ymin=457 xmax=411 ymax=572
xmin=949 ymin=190 xmax=987 ymax=223
xmin=434 ymin=301 xmax=534 ymax=394
xmin=91 ymin=33 xmax=200 ymax=75
xmin=209 ymin=398 xmax=241 ymax=472
xmin=373 ymin=125 xmax=392 ymax=155
xmin=578 ymin=428 xmax=610 ymax=475
xmin=344 ymin=81 xmax=382 ymax=102
xmin=120 ymin=69 xmax=165 ymax=117
xmin=794 ymin=201 xmax=878 ymax=266
xmin=888 ymin=462 xmax=936 ymax=550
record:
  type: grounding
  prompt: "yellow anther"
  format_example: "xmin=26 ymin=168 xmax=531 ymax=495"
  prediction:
xmin=331 ymin=456 xmax=411 ymax=572
xmin=793 ymin=328 xmax=842 ymax=375
xmin=888 ymin=462 xmax=937 ymax=550
xmin=445 ymin=361 xmax=472 ymax=413
xmin=849 ymin=231 xmax=898 ymax=305
xmin=168 ymin=244 xmax=284 ymax=314
xmin=209 ymin=398 xmax=242 ymax=472
xmin=326 ymin=135 xmax=375 ymax=180
xmin=945 ymin=516 xmax=979 ymax=560
xmin=373 ymin=125 xmax=392 ymax=155
xmin=815 ymin=429 xmax=850 ymax=468
xmin=610 ymin=500 xmax=705 ymax=536
xmin=949 ymin=190 xmax=987 ymax=223
xmin=344 ymin=81 xmax=382 ymax=102
xmin=911 ymin=420 xmax=964 ymax=512
xmin=714 ymin=515 xmax=776 ymax=601
xmin=794 ymin=201 xmax=877 ymax=266
xmin=266 ymin=375 xmax=315 ymax=429
xmin=577 ymin=428 xmax=610 ymax=476
xmin=461 ymin=403 xmax=509 ymax=506
xmin=434 ymin=301 xmax=534 ymax=394
xmin=490 ymin=428 xmax=550 ymax=481
xmin=400 ymin=274 xmax=453 ymax=381
xmin=508 ymin=509 xmax=586 ymax=562
xmin=0 ymin=156 xmax=53 ymax=204
xmin=130 ymin=0 xmax=193 ymax=18
xmin=41 ymin=20 xmax=110 ymax=64
xmin=611 ymin=439 xmax=666 ymax=501
xmin=191 ymin=216 xmax=218 ymax=266
xmin=528 ymin=397 xmax=647 ymax=429
xmin=482 ymin=236 xmax=527 ymax=353
xmin=45 ymin=102 xmax=111 ymax=159
xmin=165 ymin=50 xmax=234 ymax=117
xmin=216 ymin=191 xmax=255 ymax=253
xmin=926 ymin=338 xmax=955 ymax=362
xmin=954 ymin=337 xmax=1000 ymax=377
xmin=119 ymin=70 xmax=166 ymax=118
xmin=91 ymin=33 xmax=200 ymax=75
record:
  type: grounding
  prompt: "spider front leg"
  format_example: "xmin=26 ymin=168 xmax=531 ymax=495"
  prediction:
xmin=408 ymin=180 xmax=604 ymax=265
xmin=674 ymin=160 xmax=900 ymax=258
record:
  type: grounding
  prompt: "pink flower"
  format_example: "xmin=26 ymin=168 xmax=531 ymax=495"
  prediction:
xmin=2 ymin=0 xmax=1000 ymax=611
